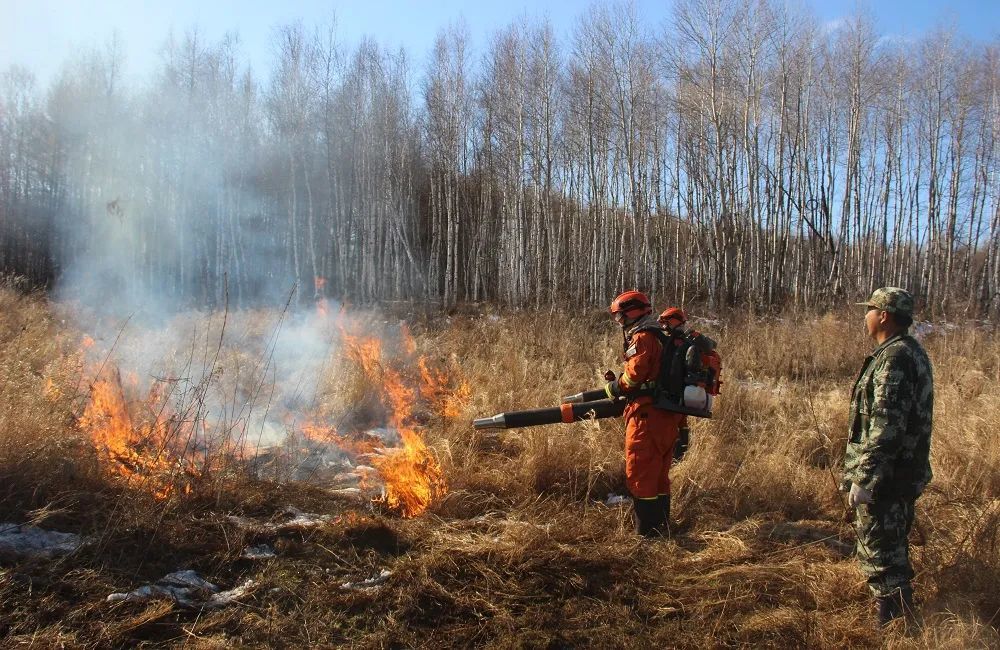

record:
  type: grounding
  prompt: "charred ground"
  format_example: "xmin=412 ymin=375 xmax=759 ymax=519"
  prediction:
xmin=0 ymin=286 xmax=998 ymax=648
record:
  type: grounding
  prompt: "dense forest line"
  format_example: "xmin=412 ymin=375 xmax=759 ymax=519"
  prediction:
xmin=0 ymin=0 xmax=997 ymax=316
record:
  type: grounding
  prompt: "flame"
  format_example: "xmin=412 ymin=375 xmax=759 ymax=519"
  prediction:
xmin=443 ymin=383 xmax=471 ymax=419
xmin=376 ymin=362 xmax=447 ymax=517
xmin=71 ymin=312 xmax=462 ymax=514
xmin=300 ymin=421 xmax=381 ymax=457
xmin=418 ymin=357 xmax=471 ymax=419
xmin=79 ymin=370 xmax=173 ymax=498
xmin=77 ymin=367 xmax=203 ymax=499
xmin=400 ymin=323 xmax=417 ymax=356
xmin=336 ymin=327 xmax=448 ymax=517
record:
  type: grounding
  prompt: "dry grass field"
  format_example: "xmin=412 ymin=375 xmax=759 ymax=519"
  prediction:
xmin=0 ymin=284 xmax=998 ymax=648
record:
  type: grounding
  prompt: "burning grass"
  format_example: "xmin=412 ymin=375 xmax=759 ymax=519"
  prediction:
xmin=0 ymin=285 xmax=998 ymax=647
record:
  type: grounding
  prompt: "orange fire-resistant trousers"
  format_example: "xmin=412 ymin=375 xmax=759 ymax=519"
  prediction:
xmin=624 ymin=398 xmax=684 ymax=499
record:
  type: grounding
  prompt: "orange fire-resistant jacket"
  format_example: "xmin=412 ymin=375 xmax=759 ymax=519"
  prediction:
xmin=614 ymin=315 xmax=684 ymax=499
xmin=616 ymin=317 xmax=663 ymax=402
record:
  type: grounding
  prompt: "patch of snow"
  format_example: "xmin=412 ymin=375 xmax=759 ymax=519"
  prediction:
xmin=227 ymin=506 xmax=332 ymax=534
xmin=106 ymin=569 xmax=254 ymax=608
xmin=241 ymin=544 xmax=276 ymax=560
xmin=0 ymin=523 xmax=83 ymax=559
xmin=341 ymin=569 xmax=392 ymax=591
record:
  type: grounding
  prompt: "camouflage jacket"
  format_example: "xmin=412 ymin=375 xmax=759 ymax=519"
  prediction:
xmin=843 ymin=333 xmax=933 ymax=499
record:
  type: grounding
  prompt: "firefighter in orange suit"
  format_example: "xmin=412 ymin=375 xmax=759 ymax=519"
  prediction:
xmin=606 ymin=290 xmax=685 ymax=537
xmin=659 ymin=307 xmax=691 ymax=463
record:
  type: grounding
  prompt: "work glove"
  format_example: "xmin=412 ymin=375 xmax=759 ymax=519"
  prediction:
xmin=604 ymin=379 xmax=622 ymax=398
xmin=847 ymin=482 xmax=873 ymax=508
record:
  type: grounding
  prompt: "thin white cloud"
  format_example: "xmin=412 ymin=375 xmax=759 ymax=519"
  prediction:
xmin=877 ymin=33 xmax=916 ymax=48
xmin=821 ymin=16 xmax=848 ymax=36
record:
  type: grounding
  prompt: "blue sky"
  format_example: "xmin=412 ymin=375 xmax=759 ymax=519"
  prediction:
xmin=2 ymin=0 xmax=998 ymax=85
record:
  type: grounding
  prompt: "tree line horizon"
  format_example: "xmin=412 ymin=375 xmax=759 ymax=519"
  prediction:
xmin=0 ymin=0 xmax=997 ymax=317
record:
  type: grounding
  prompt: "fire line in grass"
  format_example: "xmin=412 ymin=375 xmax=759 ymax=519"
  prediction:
xmin=325 ymin=326 xmax=454 ymax=517
xmin=77 ymin=366 xmax=201 ymax=499
xmin=75 ymin=315 xmax=464 ymax=516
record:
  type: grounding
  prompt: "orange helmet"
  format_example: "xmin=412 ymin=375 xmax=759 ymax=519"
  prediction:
xmin=609 ymin=290 xmax=652 ymax=321
xmin=659 ymin=307 xmax=686 ymax=329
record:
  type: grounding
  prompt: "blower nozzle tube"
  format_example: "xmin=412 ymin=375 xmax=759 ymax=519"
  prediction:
xmin=472 ymin=398 xmax=625 ymax=430
xmin=560 ymin=388 xmax=609 ymax=404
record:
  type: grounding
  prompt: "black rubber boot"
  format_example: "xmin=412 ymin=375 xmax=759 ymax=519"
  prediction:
xmin=657 ymin=494 xmax=671 ymax=535
xmin=876 ymin=594 xmax=900 ymax=626
xmin=634 ymin=498 xmax=664 ymax=538
xmin=876 ymin=586 xmax=914 ymax=627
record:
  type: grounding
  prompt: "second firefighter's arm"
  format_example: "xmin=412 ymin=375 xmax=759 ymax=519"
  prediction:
xmin=606 ymin=331 xmax=660 ymax=398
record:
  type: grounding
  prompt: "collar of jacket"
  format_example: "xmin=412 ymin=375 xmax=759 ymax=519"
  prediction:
xmin=870 ymin=332 xmax=907 ymax=359
xmin=625 ymin=314 xmax=660 ymax=339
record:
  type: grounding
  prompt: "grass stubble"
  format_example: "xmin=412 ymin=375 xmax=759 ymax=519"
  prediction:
xmin=0 ymin=285 xmax=997 ymax=649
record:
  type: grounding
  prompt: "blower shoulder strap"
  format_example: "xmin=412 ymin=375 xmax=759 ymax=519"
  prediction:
xmin=629 ymin=325 xmax=688 ymax=400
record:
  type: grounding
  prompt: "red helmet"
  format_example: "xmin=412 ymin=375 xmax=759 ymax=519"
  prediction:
xmin=609 ymin=290 xmax=652 ymax=321
xmin=659 ymin=307 xmax=686 ymax=328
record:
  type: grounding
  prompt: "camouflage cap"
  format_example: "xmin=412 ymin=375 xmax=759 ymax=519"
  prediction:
xmin=856 ymin=287 xmax=914 ymax=315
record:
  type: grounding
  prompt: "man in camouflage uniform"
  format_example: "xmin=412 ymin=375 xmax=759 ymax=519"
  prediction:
xmin=843 ymin=287 xmax=933 ymax=627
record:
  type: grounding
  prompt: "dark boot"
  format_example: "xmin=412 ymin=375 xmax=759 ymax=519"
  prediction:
xmin=876 ymin=593 xmax=900 ymax=626
xmin=634 ymin=498 xmax=664 ymax=538
xmin=656 ymin=494 xmax=671 ymax=535
xmin=673 ymin=427 xmax=689 ymax=462
xmin=876 ymin=586 xmax=914 ymax=627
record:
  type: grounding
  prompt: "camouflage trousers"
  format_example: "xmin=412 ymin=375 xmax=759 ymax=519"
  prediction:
xmin=854 ymin=497 xmax=916 ymax=597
